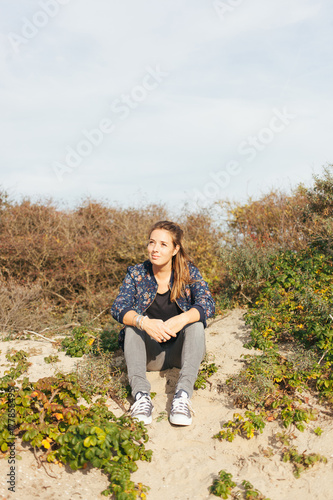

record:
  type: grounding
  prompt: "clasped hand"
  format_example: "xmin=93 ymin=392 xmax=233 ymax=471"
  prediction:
xmin=144 ymin=316 xmax=187 ymax=343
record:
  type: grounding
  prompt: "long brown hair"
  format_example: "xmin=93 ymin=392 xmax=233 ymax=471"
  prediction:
xmin=148 ymin=220 xmax=192 ymax=301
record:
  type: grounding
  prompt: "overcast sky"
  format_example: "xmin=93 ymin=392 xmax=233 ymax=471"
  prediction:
xmin=1 ymin=0 xmax=332 ymax=211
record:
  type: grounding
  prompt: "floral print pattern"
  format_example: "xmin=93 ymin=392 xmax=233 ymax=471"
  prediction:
xmin=111 ymin=260 xmax=215 ymax=348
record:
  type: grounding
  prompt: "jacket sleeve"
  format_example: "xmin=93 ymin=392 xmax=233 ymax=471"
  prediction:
xmin=188 ymin=263 xmax=215 ymax=325
xmin=111 ymin=267 xmax=137 ymax=324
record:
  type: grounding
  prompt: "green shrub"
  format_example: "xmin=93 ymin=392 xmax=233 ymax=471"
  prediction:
xmin=282 ymin=446 xmax=327 ymax=478
xmin=245 ymin=249 xmax=333 ymax=359
xmin=61 ymin=324 xmax=120 ymax=358
xmin=194 ymin=362 xmax=218 ymax=390
xmin=0 ymin=356 xmax=151 ymax=499
xmin=61 ymin=326 xmax=96 ymax=357
xmin=209 ymin=470 xmax=236 ymax=498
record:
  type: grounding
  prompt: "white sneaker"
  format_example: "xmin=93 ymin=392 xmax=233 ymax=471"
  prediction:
xmin=130 ymin=392 xmax=153 ymax=425
xmin=169 ymin=390 xmax=194 ymax=426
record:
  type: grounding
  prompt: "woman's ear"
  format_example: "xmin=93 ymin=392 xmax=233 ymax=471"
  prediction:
xmin=173 ymin=245 xmax=180 ymax=256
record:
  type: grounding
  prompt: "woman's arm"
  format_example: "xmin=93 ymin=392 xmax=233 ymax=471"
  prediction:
xmin=111 ymin=267 xmax=138 ymax=323
xmin=164 ymin=308 xmax=200 ymax=336
xmin=188 ymin=263 xmax=215 ymax=324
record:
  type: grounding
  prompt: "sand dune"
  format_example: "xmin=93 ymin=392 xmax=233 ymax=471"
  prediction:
xmin=1 ymin=309 xmax=332 ymax=500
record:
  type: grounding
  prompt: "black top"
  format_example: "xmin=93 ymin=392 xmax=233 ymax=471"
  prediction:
xmin=145 ymin=289 xmax=182 ymax=345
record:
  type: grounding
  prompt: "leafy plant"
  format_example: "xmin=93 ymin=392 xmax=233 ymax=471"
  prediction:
xmin=209 ymin=472 xmax=270 ymax=500
xmin=44 ymin=354 xmax=60 ymax=364
xmin=156 ymin=411 xmax=167 ymax=422
xmin=195 ymin=362 xmax=218 ymax=390
xmin=61 ymin=326 xmax=97 ymax=357
xmin=61 ymin=325 xmax=121 ymax=359
xmin=282 ymin=446 xmax=327 ymax=478
xmin=92 ymin=326 xmax=119 ymax=354
xmin=223 ymin=345 xmax=327 ymax=419
xmin=245 ymin=249 xmax=333 ymax=356
xmin=4 ymin=350 xmax=31 ymax=380
xmin=242 ymin=480 xmax=270 ymax=500
xmin=0 ymin=350 xmax=152 ymax=499
xmin=209 ymin=470 xmax=236 ymax=499
xmin=214 ymin=411 xmax=266 ymax=442
xmin=243 ymin=247 xmax=333 ymax=406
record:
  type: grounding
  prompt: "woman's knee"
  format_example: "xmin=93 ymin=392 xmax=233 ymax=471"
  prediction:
xmin=182 ymin=322 xmax=206 ymax=357
xmin=124 ymin=326 xmax=146 ymax=356
xmin=183 ymin=321 xmax=205 ymax=337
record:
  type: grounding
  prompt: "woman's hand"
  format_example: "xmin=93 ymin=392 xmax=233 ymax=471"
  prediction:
xmin=164 ymin=309 xmax=201 ymax=335
xmin=164 ymin=315 xmax=188 ymax=335
xmin=143 ymin=318 xmax=176 ymax=343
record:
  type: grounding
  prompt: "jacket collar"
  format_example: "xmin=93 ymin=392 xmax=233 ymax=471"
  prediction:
xmin=144 ymin=260 xmax=174 ymax=286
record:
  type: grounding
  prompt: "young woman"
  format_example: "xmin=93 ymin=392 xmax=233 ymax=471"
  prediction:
xmin=111 ymin=220 xmax=215 ymax=426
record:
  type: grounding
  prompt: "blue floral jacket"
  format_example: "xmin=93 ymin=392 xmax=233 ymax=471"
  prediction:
xmin=111 ymin=260 xmax=215 ymax=348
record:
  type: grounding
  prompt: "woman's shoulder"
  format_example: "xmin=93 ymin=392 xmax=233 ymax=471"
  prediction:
xmin=187 ymin=260 xmax=199 ymax=272
xmin=127 ymin=260 xmax=152 ymax=276
xmin=187 ymin=260 xmax=203 ymax=278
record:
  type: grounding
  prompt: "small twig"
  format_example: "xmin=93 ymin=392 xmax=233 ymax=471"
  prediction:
xmin=88 ymin=308 xmax=109 ymax=324
xmin=33 ymin=446 xmax=42 ymax=468
xmin=318 ymin=350 xmax=329 ymax=365
xmin=206 ymin=379 xmax=213 ymax=391
xmin=207 ymin=312 xmax=232 ymax=327
xmin=48 ymin=291 xmax=69 ymax=303
xmin=39 ymin=327 xmax=50 ymax=334
xmin=48 ymin=388 xmax=61 ymax=405
xmin=57 ymin=322 xmax=81 ymax=330
xmin=240 ymin=291 xmax=253 ymax=304
xmin=107 ymin=388 xmax=127 ymax=412
xmin=23 ymin=330 xmax=57 ymax=343
xmin=40 ymin=450 xmax=58 ymax=479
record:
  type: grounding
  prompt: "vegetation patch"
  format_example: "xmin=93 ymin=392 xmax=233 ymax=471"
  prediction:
xmin=1 ymin=167 xmax=332 ymax=496
xmin=209 ymin=470 xmax=270 ymax=499
xmin=195 ymin=362 xmax=218 ymax=390
xmin=282 ymin=446 xmax=327 ymax=478
xmin=0 ymin=353 xmax=152 ymax=499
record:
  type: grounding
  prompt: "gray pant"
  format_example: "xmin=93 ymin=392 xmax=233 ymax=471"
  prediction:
xmin=124 ymin=322 xmax=206 ymax=399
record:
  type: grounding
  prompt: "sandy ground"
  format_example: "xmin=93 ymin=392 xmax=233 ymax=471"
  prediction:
xmin=1 ymin=309 xmax=333 ymax=500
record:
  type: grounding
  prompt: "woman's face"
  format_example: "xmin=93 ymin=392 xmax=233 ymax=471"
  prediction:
xmin=148 ymin=229 xmax=179 ymax=268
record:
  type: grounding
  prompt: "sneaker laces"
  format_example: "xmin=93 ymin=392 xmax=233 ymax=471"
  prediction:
xmin=131 ymin=393 xmax=153 ymax=418
xmin=171 ymin=393 xmax=195 ymax=417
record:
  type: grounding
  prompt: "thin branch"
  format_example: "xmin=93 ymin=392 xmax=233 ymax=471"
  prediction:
xmin=48 ymin=388 xmax=61 ymax=405
xmin=88 ymin=308 xmax=109 ymax=324
xmin=39 ymin=327 xmax=50 ymax=334
xmin=207 ymin=312 xmax=232 ymax=327
xmin=40 ymin=450 xmax=58 ymax=479
xmin=48 ymin=291 xmax=69 ymax=303
xmin=240 ymin=291 xmax=253 ymax=304
xmin=23 ymin=330 xmax=57 ymax=343
xmin=107 ymin=388 xmax=128 ymax=412
xmin=40 ymin=460 xmax=58 ymax=479
xmin=58 ymin=322 xmax=81 ymax=330
xmin=33 ymin=446 xmax=42 ymax=468
xmin=318 ymin=350 xmax=328 ymax=365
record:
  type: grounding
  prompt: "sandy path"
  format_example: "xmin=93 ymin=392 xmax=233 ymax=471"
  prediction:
xmin=130 ymin=309 xmax=333 ymax=500
xmin=1 ymin=309 xmax=333 ymax=500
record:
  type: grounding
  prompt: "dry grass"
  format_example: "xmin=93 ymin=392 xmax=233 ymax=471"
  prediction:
xmin=0 ymin=278 xmax=54 ymax=335
xmin=0 ymin=165 xmax=331 ymax=328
